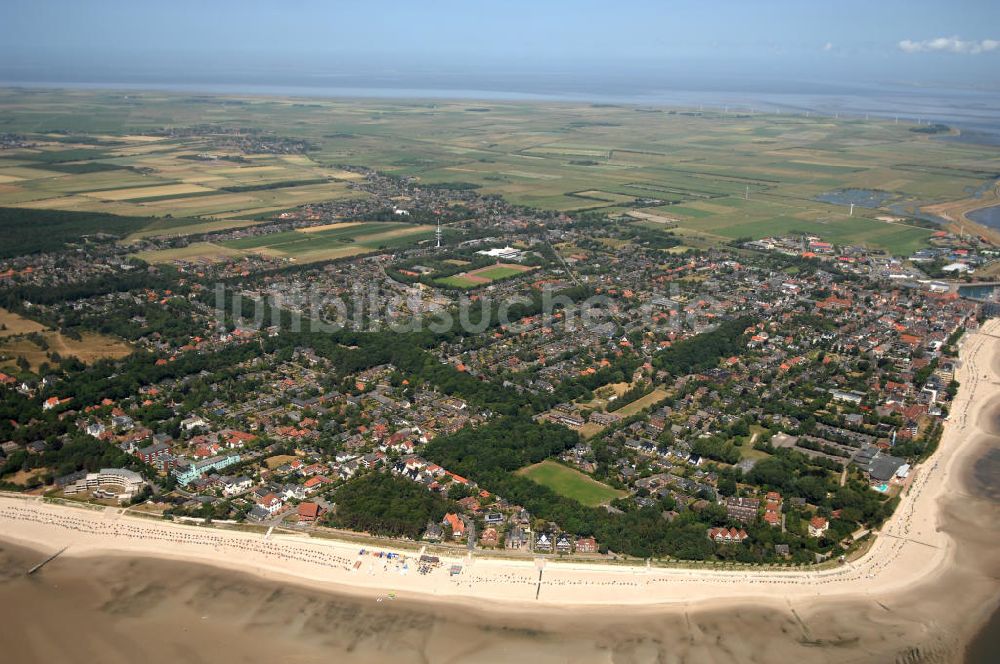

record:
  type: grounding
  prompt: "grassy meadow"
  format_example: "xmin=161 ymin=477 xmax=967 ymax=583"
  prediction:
xmin=516 ymin=460 xmax=626 ymax=507
xmin=0 ymin=329 xmax=132 ymax=372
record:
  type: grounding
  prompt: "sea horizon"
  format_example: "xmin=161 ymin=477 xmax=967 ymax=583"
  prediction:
xmin=3 ymin=76 xmax=1000 ymax=140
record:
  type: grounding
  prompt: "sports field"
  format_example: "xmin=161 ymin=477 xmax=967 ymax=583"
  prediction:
xmin=475 ymin=265 xmax=533 ymax=280
xmin=516 ymin=460 xmax=626 ymax=507
xmin=435 ymin=263 xmax=534 ymax=288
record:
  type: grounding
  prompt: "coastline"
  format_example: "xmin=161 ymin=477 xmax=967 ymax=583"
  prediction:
xmin=0 ymin=320 xmax=1000 ymax=664
xmin=2 ymin=319 xmax=998 ymax=619
xmin=923 ymin=180 xmax=1000 ymax=245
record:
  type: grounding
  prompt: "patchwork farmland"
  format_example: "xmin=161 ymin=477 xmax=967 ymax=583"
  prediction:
xmin=0 ymin=89 xmax=997 ymax=252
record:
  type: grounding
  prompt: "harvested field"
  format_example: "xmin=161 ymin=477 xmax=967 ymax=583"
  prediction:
xmin=298 ymin=221 xmax=364 ymax=234
xmin=0 ymin=331 xmax=132 ymax=372
xmin=132 ymin=242 xmax=243 ymax=264
xmin=84 ymin=183 xmax=214 ymax=201
xmin=0 ymin=307 xmax=48 ymax=338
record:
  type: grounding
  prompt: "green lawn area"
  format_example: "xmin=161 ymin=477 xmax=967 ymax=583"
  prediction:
xmin=740 ymin=425 xmax=773 ymax=461
xmin=739 ymin=446 xmax=772 ymax=462
xmin=516 ymin=460 xmax=626 ymax=506
xmin=614 ymin=388 xmax=669 ymax=417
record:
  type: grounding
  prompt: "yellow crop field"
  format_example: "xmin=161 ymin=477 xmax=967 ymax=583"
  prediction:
xmin=0 ymin=167 xmax=65 ymax=179
xmin=19 ymin=195 xmax=97 ymax=209
xmin=298 ymin=221 xmax=363 ymax=234
xmin=132 ymin=242 xmax=243 ymax=264
xmin=84 ymin=183 xmax=214 ymax=201
xmin=325 ymin=168 xmax=366 ymax=181
xmin=0 ymin=331 xmax=132 ymax=372
xmin=215 ymin=166 xmax=285 ymax=175
xmin=140 ymin=193 xmax=254 ymax=210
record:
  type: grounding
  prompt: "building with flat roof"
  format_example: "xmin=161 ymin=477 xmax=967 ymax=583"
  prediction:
xmin=476 ymin=246 xmax=524 ymax=261
xmin=63 ymin=467 xmax=146 ymax=500
xmin=173 ymin=454 xmax=241 ymax=486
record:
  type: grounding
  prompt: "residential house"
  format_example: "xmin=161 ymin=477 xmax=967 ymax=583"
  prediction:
xmin=136 ymin=441 xmax=170 ymax=465
xmin=708 ymin=527 xmax=749 ymax=544
xmin=256 ymin=493 xmax=284 ymax=517
xmin=480 ymin=526 xmax=499 ymax=548
xmin=534 ymin=532 xmax=553 ymax=553
xmin=443 ymin=512 xmax=465 ymax=540
xmin=297 ymin=502 xmax=324 ymax=522
xmin=808 ymin=516 xmax=829 ymax=538
xmin=221 ymin=475 xmax=252 ymax=497
xmin=724 ymin=496 xmax=759 ymax=524
xmin=505 ymin=525 xmax=529 ymax=550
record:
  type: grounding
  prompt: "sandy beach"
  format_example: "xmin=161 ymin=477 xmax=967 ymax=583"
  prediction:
xmin=1 ymin=318 xmax=999 ymax=662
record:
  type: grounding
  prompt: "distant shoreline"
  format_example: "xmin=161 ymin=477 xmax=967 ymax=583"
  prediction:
xmin=2 ymin=82 xmax=999 ymax=138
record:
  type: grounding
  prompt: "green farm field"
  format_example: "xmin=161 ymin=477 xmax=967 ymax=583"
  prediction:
xmin=1 ymin=88 xmax=998 ymax=252
xmin=516 ymin=460 xmax=626 ymax=507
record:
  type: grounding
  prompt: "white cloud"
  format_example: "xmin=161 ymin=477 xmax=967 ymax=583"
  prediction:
xmin=822 ymin=42 xmax=834 ymax=52
xmin=898 ymin=36 xmax=999 ymax=54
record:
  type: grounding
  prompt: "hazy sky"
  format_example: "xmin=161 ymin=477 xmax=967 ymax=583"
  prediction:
xmin=2 ymin=0 xmax=998 ymax=91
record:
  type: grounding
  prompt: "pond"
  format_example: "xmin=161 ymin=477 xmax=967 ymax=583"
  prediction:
xmin=958 ymin=284 xmax=1000 ymax=300
xmin=814 ymin=189 xmax=896 ymax=208
xmin=967 ymin=204 xmax=1000 ymax=230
